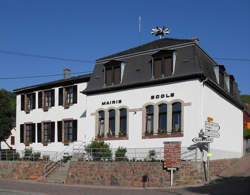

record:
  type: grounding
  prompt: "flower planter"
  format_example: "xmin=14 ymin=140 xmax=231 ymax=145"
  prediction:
xmin=64 ymin=104 xmax=70 ymax=109
xmin=64 ymin=141 xmax=70 ymax=146
xmin=43 ymin=106 xmax=49 ymax=112
xmin=25 ymin=109 xmax=30 ymax=114
xmin=42 ymin=142 xmax=48 ymax=146
xmin=24 ymin=142 xmax=30 ymax=146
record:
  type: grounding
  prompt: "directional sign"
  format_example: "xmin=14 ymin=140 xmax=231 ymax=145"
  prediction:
xmin=205 ymin=121 xmax=220 ymax=131
xmin=192 ymin=137 xmax=213 ymax=143
xmin=204 ymin=131 xmax=220 ymax=138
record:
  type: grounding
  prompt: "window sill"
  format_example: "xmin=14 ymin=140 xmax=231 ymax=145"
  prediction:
xmin=96 ymin=136 xmax=128 ymax=141
xmin=142 ymin=132 xmax=183 ymax=139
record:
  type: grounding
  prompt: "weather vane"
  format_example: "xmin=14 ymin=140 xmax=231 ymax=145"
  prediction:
xmin=151 ymin=26 xmax=170 ymax=39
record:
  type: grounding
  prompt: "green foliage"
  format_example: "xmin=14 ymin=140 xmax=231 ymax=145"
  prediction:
xmin=115 ymin=147 xmax=127 ymax=161
xmin=240 ymin=95 xmax=250 ymax=104
xmin=0 ymin=89 xmax=16 ymax=143
xmin=23 ymin=149 xmax=41 ymax=161
xmin=148 ymin=150 xmax=156 ymax=161
xmin=244 ymin=128 xmax=250 ymax=138
xmin=85 ymin=140 xmax=112 ymax=161
xmin=33 ymin=152 xmax=41 ymax=161
xmin=0 ymin=150 xmax=20 ymax=161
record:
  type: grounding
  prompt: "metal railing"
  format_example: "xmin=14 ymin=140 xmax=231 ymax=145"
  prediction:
xmin=0 ymin=146 xmax=201 ymax=162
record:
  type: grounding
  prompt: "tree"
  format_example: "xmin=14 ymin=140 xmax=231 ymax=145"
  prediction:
xmin=240 ymin=95 xmax=250 ymax=104
xmin=0 ymin=89 xmax=16 ymax=147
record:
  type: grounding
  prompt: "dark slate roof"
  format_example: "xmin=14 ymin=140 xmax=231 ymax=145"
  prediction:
xmin=83 ymin=37 xmax=244 ymax=110
xmin=13 ymin=74 xmax=91 ymax=94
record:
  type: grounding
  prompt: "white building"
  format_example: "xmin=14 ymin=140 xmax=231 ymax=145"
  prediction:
xmin=13 ymin=38 xmax=244 ymax=160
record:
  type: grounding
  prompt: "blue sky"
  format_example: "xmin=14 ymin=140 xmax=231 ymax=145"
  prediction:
xmin=0 ymin=0 xmax=249 ymax=94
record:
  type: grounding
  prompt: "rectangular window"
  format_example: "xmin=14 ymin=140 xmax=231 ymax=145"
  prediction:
xmin=219 ymin=70 xmax=224 ymax=88
xmin=44 ymin=122 xmax=51 ymax=142
xmin=45 ymin=91 xmax=52 ymax=107
xmin=26 ymin=124 xmax=33 ymax=143
xmin=153 ymin=51 xmax=173 ymax=79
xmin=59 ymin=86 xmax=77 ymax=107
xmin=11 ymin=136 xmax=15 ymax=145
xmin=26 ymin=93 xmax=35 ymax=110
xmin=64 ymin=121 xmax=73 ymax=142
xmin=105 ymin=61 xmax=121 ymax=86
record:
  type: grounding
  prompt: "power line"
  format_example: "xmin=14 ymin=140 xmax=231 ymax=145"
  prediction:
xmin=213 ymin=57 xmax=250 ymax=62
xmin=0 ymin=49 xmax=94 ymax=64
xmin=0 ymin=71 xmax=92 ymax=80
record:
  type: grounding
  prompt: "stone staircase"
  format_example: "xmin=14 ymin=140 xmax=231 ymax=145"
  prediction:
xmin=45 ymin=161 xmax=70 ymax=184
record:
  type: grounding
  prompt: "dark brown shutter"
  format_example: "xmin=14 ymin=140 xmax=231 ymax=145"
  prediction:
xmin=73 ymin=85 xmax=77 ymax=104
xmin=105 ymin=67 xmax=112 ymax=85
xmin=20 ymin=124 xmax=24 ymax=143
xmin=32 ymin=93 xmax=36 ymax=109
xmin=37 ymin=123 xmax=42 ymax=143
xmin=59 ymin=88 xmax=63 ymax=106
xmin=38 ymin=92 xmax=43 ymax=108
xmin=57 ymin=121 xmax=62 ymax=142
xmin=51 ymin=89 xmax=55 ymax=107
xmin=219 ymin=71 xmax=224 ymax=88
xmin=21 ymin=95 xmax=25 ymax=111
xmin=73 ymin=120 xmax=77 ymax=141
xmin=154 ymin=58 xmax=162 ymax=78
xmin=51 ymin=122 xmax=55 ymax=142
xmin=164 ymin=57 xmax=173 ymax=76
xmin=114 ymin=66 xmax=121 ymax=84
xmin=32 ymin=123 xmax=36 ymax=143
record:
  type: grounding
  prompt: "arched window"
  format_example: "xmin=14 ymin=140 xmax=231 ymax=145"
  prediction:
xmin=158 ymin=104 xmax=167 ymax=133
xmin=98 ymin=111 xmax=105 ymax=137
xmin=120 ymin=108 xmax=127 ymax=136
xmin=172 ymin=102 xmax=181 ymax=132
xmin=146 ymin=105 xmax=154 ymax=135
xmin=109 ymin=109 xmax=116 ymax=136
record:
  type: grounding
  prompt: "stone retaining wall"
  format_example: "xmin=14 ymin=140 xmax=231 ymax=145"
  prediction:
xmin=66 ymin=158 xmax=240 ymax=187
xmin=0 ymin=161 xmax=45 ymax=181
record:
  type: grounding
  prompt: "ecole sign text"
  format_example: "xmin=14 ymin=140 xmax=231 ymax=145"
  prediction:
xmin=151 ymin=93 xmax=174 ymax=100
xmin=102 ymin=100 xmax=122 ymax=105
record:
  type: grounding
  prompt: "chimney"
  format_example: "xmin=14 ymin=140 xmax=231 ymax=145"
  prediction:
xmin=189 ymin=37 xmax=199 ymax=43
xmin=64 ymin=68 xmax=71 ymax=79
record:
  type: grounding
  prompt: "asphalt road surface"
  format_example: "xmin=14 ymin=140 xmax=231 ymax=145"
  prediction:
xmin=0 ymin=177 xmax=250 ymax=195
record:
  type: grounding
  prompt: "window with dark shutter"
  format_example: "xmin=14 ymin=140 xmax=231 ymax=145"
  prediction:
xmin=105 ymin=67 xmax=112 ymax=85
xmin=20 ymin=124 xmax=24 ymax=143
xmin=59 ymin=88 xmax=63 ymax=106
xmin=57 ymin=121 xmax=62 ymax=142
xmin=164 ymin=57 xmax=173 ymax=76
xmin=219 ymin=70 xmax=224 ymax=89
xmin=51 ymin=122 xmax=55 ymax=142
xmin=37 ymin=123 xmax=42 ymax=143
xmin=104 ymin=61 xmax=122 ymax=86
xmin=32 ymin=123 xmax=36 ymax=143
xmin=32 ymin=93 xmax=36 ymax=109
xmin=51 ymin=89 xmax=55 ymax=106
xmin=11 ymin=136 xmax=15 ymax=145
xmin=153 ymin=51 xmax=173 ymax=79
xmin=73 ymin=85 xmax=77 ymax=104
xmin=154 ymin=59 xmax=162 ymax=78
xmin=114 ymin=66 xmax=121 ymax=84
xmin=73 ymin=120 xmax=77 ymax=141
xmin=21 ymin=95 xmax=25 ymax=111
xmin=38 ymin=92 xmax=43 ymax=108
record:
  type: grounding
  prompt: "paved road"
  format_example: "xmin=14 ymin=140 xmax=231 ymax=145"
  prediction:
xmin=0 ymin=178 xmax=250 ymax=195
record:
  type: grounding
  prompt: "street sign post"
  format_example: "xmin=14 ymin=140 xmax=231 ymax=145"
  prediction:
xmin=204 ymin=131 xmax=220 ymax=138
xmin=205 ymin=121 xmax=220 ymax=131
xmin=192 ymin=137 xmax=213 ymax=143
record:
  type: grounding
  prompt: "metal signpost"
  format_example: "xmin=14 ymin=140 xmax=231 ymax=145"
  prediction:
xmin=192 ymin=118 xmax=220 ymax=182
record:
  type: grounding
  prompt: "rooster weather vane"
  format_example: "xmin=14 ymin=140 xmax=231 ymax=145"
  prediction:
xmin=151 ymin=26 xmax=170 ymax=38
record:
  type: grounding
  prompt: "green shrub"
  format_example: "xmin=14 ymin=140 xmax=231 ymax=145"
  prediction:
xmin=33 ymin=152 xmax=41 ymax=161
xmin=148 ymin=150 xmax=156 ymax=161
xmin=85 ymin=140 xmax=112 ymax=161
xmin=115 ymin=147 xmax=127 ymax=161
xmin=24 ymin=149 xmax=33 ymax=160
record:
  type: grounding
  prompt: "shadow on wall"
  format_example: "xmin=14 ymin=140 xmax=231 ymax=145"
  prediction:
xmin=186 ymin=176 xmax=250 ymax=195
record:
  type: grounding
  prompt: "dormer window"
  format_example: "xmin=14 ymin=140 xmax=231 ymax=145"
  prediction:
xmin=104 ymin=60 xmax=121 ymax=86
xmin=219 ymin=69 xmax=225 ymax=89
xmin=152 ymin=50 xmax=174 ymax=79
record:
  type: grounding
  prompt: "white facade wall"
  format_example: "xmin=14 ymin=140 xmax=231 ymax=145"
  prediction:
xmin=202 ymin=85 xmax=243 ymax=159
xmin=16 ymin=82 xmax=88 ymax=153
xmin=15 ymin=79 xmax=243 ymax=160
